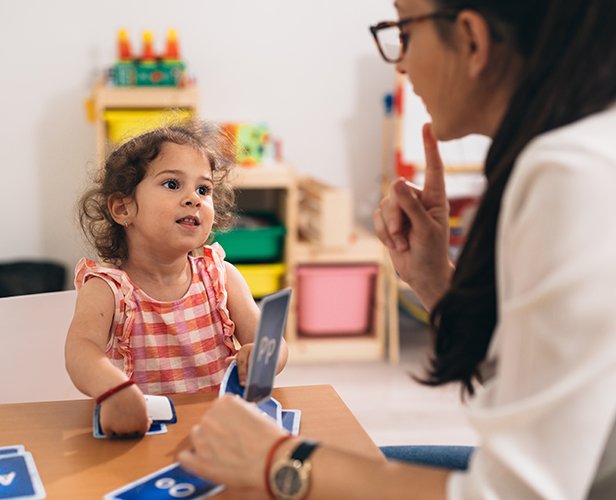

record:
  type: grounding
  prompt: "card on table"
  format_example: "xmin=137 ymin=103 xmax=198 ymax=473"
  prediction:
xmin=143 ymin=395 xmax=177 ymax=423
xmin=93 ymin=395 xmax=176 ymax=439
xmin=0 ymin=446 xmax=46 ymax=500
xmin=281 ymin=409 xmax=302 ymax=436
xmin=104 ymin=462 xmax=223 ymax=500
xmin=219 ymin=361 xmax=283 ymax=426
xmin=0 ymin=446 xmax=24 ymax=457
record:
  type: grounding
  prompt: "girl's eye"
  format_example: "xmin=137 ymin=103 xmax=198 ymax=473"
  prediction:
xmin=197 ymin=185 xmax=212 ymax=196
xmin=162 ymin=179 xmax=179 ymax=190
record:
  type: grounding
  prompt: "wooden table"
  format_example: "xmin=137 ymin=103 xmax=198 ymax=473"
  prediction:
xmin=0 ymin=385 xmax=381 ymax=498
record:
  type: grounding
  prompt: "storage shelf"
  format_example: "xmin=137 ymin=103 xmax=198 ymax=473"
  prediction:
xmin=289 ymin=335 xmax=385 ymax=363
xmin=92 ymin=82 xmax=199 ymax=109
xmin=90 ymin=83 xmax=396 ymax=363
xmin=292 ymin=227 xmax=390 ymax=363
xmin=91 ymin=82 xmax=200 ymax=166
xmin=229 ymin=163 xmax=297 ymax=189
xmin=295 ymin=227 xmax=385 ymax=264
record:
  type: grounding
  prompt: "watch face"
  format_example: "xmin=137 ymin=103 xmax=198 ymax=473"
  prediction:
xmin=273 ymin=462 xmax=305 ymax=497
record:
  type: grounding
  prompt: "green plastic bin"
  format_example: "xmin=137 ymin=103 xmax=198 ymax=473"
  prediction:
xmin=213 ymin=213 xmax=286 ymax=263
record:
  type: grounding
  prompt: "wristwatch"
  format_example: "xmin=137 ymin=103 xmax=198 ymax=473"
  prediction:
xmin=269 ymin=439 xmax=319 ymax=500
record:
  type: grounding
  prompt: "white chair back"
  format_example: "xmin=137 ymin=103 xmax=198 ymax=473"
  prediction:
xmin=0 ymin=290 xmax=86 ymax=403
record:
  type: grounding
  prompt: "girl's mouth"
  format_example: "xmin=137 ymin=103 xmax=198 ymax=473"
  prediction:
xmin=176 ymin=216 xmax=200 ymax=226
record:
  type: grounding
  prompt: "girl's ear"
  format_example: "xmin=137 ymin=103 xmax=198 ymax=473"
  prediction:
xmin=108 ymin=194 xmax=134 ymax=226
xmin=456 ymin=10 xmax=492 ymax=79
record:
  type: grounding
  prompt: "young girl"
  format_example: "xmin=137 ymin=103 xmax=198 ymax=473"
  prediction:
xmin=65 ymin=121 xmax=288 ymax=436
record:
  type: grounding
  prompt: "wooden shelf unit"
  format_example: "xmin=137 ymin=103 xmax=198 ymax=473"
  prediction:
xmin=291 ymin=227 xmax=390 ymax=363
xmin=228 ymin=163 xmax=300 ymax=348
xmin=230 ymin=167 xmax=393 ymax=363
xmin=90 ymin=82 xmax=200 ymax=165
xmin=90 ymin=84 xmax=395 ymax=363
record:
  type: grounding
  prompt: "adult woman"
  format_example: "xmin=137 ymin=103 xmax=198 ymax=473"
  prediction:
xmin=179 ymin=0 xmax=616 ymax=497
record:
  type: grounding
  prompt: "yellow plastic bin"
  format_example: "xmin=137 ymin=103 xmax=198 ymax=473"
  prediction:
xmin=104 ymin=109 xmax=194 ymax=144
xmin=235 ymin=263 xmax=286 ymax=298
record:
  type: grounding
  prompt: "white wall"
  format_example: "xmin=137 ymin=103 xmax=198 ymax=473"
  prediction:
xmin=0 ymin=0 xmax=398 ymax=281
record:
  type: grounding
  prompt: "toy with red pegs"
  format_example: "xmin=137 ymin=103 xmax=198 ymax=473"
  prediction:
xmin=111 ymin=28 xmax=188 ymax=87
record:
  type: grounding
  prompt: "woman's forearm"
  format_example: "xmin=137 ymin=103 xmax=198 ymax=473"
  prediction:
xmin=312 ymin=447 xmax=449 ymax=500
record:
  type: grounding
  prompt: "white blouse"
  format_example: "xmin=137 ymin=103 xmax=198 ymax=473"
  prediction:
xmin=448 ymin=105 xmax=616 ymax=499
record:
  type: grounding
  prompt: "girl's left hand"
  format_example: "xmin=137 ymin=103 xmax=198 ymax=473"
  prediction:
xmin=225 ymin=343 xmax=254 ymax=385
xmin=178 ymin=395 xmax=289 ymax=493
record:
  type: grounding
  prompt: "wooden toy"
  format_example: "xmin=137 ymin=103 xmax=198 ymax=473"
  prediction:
xmin=111 ymin=28 xmax=188 ymax=87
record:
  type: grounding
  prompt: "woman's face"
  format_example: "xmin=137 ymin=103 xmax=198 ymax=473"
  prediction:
xmin=394 ymin=0 xmax=479 ymax=140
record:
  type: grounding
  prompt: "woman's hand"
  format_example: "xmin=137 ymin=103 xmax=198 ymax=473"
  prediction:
xmin=374 ymin=123 xmax=453 ymax=311
xmin=99 ymin=383 xmax=150 ymax=437
xmin=179 ymin=395 xmax=288 ymax=492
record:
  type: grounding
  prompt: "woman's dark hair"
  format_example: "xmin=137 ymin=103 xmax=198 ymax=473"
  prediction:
xmin=79 ymin=119 xmax=236 ymax=266
xmin=424 ymin=0 xmax=616 ymax=394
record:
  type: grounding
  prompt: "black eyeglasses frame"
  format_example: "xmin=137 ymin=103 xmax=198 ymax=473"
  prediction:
xmin=369 ymin=11 xmax=458 ymax=63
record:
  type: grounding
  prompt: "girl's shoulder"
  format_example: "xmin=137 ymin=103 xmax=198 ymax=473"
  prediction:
xmin=190 ymin=243 xmax=229 ymax=285
xmin=192 ymin=243 xmax=226 ymax=261
xmin=74 ymin=257 xmax=131 ymax=293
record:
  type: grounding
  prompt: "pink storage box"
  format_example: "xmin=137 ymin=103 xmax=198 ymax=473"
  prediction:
xmin=297 ymin=265 xmax=378 ymax=336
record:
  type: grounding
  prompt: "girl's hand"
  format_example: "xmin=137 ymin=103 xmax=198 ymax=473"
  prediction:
xmin=99 ymin=383 xmax=150 ymax=437
xmin=225 ymin=343 xmax=254 ymax=385
xmin=179 ymin=395 xmax=288 ymax=492
xmin=374 ymin=123 xmax=453 ymax=311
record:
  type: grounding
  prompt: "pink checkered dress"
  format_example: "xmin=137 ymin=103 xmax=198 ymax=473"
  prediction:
xmin=74 ymin=244 xmax=236 ymax=395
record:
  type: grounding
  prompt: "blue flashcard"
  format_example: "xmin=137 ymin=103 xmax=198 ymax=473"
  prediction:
xmin=219 ymin=361 xmax=282 ymax=426
xmin=218 ymin=360 xmax=244 ymax=398
xmin=244 ymin=289 xmax=291 ymax=404
xmin=281 ymin=409 xmax=301 ymax=435
xmin=258 ymin=397 xmax=282 ymax=426
xmin=144 ymin=422 xmax=168 ymax=436
xmin=104 ymin=462 xmax=223 ymax=500
xmin=0 ymin=452 xmax=46 ymax=499
xmin=0 ymin=446 xmax=25 ymax=457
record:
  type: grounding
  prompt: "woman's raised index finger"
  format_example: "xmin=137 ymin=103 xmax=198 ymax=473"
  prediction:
xmin=422 ymin=123 xmax=447 ymax=201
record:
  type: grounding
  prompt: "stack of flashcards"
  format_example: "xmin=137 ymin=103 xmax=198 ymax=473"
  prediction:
xmin=93 ymin=394 xmax=177 ymax=438
xmin=0 ymin=445 xmax=46 ymax=499
xmin=219 ymin=288 xmax=301 ymax=434
xmin=219 ymin=360 xmax=301 ymax=435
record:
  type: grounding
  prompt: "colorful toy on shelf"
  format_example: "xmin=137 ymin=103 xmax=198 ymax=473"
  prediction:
xmin=111 ymin=28 xmax=188 ymax=87
xmin=222 ymin=123 xmax=272 ymax=166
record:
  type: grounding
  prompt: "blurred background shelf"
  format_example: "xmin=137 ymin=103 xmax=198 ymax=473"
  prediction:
xmin=90 ymin=84 xmax=399 ymax=364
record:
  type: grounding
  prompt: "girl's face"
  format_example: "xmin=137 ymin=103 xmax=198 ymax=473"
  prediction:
xmin=394 ymin=0 xmax=482 ymax=140
xmin=126 ymin=142 xmax=215 ymax=257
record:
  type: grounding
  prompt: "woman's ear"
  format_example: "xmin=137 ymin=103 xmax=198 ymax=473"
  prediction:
xmin=456 ymin=10 xmax=492 ymax=79
xmin=108 ymin=194 xmax=134 ymax=226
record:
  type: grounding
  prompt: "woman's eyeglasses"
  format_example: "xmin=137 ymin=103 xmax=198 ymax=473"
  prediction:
xmin=369 ymin=12 xmax=457 ymax=63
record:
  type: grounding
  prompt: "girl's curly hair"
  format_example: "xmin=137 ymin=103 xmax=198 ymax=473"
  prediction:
xmin=78 ymin=119 xmax=236 ymax=265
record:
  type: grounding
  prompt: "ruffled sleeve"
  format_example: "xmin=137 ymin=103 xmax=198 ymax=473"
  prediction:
xmin=73 ymin=258 xmax=139 ymax=377
xmin=199 ymin=243 xmax=237 ymax=354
